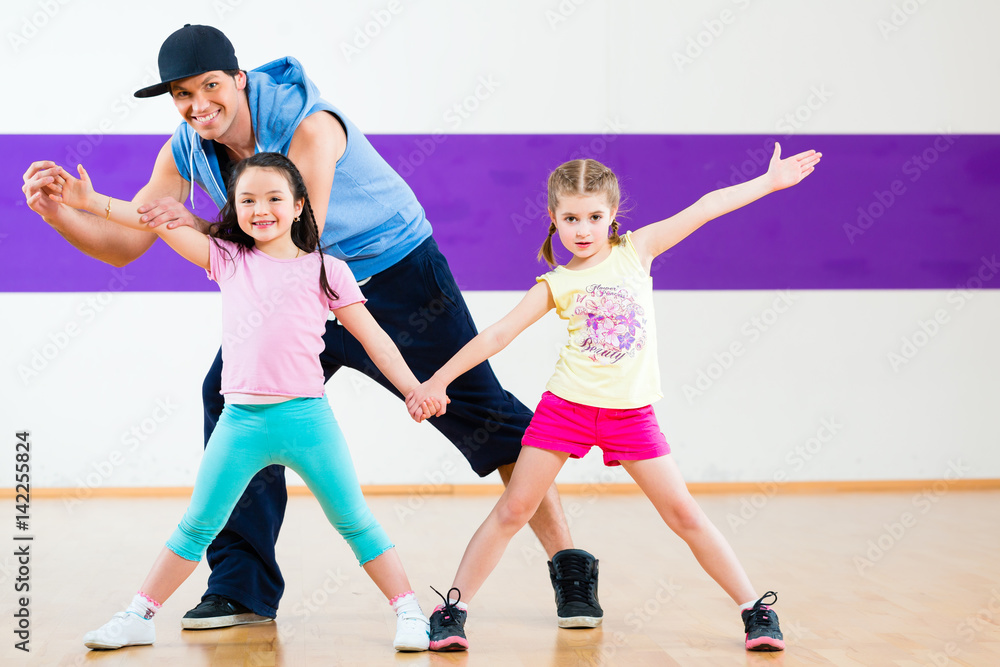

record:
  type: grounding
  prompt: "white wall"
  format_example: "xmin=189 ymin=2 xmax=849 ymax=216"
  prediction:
xmin=5 ymin=0 xmax=996 ymax=134
xmin=2 ymin=0 xmax=998 ymax=488
xmin=5 ymin=289 xmax=1000 ymax=491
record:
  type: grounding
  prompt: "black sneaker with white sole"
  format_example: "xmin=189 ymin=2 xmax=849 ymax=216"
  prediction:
xmin=181 ymin=594 xmax=274 ymax=630
xmin=548 ymin=549 xmax=603 ymax=628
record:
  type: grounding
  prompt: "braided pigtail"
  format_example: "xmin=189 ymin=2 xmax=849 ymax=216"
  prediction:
xmin=609 ymin=218 xmax=622 ymax=246
xmin=303 ymin=197 xmax=339 ymax=302
xmin=537 ymin=221 xmax=558 ymax=266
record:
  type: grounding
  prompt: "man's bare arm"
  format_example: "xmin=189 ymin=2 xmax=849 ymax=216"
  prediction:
xmin=23 ymin=140 xmax=193 ymax=267
xmin=287 ymin=111 xmax=346 ymax=238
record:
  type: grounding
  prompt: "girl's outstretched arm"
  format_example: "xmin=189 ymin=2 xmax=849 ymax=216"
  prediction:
xmin=631 ymin=143 xmax=821 ymax=269
xmin=404 ymin=281 xmax=555 ymax=420
xmin=52 ymin=164 xmax=211 ymax=270
xmin=333 ymin=302 xmax=442 ymax=422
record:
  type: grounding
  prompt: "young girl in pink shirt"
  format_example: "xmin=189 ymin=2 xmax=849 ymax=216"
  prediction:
xmin=407 ymin=144 xmax=821 ymax=653
xmin=55 ymin=152 xmax=438 ymax=653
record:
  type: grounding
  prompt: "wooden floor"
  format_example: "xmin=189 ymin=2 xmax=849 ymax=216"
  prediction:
xmin=2 ymin=489 xmax=998 ymax=666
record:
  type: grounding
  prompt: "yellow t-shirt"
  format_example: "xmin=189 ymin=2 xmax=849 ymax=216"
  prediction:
xmin=538 ymin=232 xmax=662 ymax=409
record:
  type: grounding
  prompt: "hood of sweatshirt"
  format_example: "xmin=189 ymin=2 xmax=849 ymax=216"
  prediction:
xmin=246 ymin=56 xmax=319 ymax=154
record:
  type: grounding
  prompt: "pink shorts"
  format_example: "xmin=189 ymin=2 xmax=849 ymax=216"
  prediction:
xmin=522 ymin=392 xmax=670 ymax=467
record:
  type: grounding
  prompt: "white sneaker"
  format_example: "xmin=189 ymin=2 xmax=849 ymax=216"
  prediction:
xmin=84 ymin=611 xmax=155 ymax=650
xmin=393 ymin=611 xmax=430 ymax=652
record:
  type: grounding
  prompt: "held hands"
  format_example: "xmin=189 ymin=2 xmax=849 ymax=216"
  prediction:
xmin=405 ymin=378 xmax=451 ymax=423
xmin=765 ymin=142 xmax=822 ymax=192
xmin=50 ymin=164 xmax=96 ymax=211
xmin=406 ymin=393 xmax=448 ymax=423
xmin=22 ymin=161 xmax=69 ymax=219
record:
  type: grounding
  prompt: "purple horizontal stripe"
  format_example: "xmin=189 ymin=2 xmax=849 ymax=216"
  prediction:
xmin=3 ymin=133 xmax=997 ymax=292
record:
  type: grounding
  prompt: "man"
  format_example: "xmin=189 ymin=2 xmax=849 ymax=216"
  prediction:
xmin=22 ymin=24 xmax=603 ymax=638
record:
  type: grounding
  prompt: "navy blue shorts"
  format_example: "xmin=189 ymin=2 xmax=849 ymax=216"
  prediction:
xmin=318 ymin=235 xmax=531 ymax=475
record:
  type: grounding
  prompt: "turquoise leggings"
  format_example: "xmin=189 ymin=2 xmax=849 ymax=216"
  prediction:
xmin=166 ymin=397 xmax=392 ymax=564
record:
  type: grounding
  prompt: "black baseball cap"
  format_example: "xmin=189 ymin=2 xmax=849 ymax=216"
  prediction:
xmin=134 ymin=24 xmax=240 ymax=98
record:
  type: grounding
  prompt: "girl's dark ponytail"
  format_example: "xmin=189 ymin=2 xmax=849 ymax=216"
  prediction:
xmin=304 ymin=197 xmax=339 ymax=301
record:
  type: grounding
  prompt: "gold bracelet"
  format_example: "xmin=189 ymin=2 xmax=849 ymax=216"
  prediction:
xmin=105 ymin=196 xmax=112 ymax=220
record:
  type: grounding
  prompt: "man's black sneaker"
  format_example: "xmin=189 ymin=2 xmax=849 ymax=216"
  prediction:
xmin=741 ymin=591 xmax=785 ymax=651
xmin=428 ymin=586 xmax=469 ymax=651
xmin=181 ymin=594 xmax=274 ymax=630
xmin=548 ymin=548 xmax=603 ymax=628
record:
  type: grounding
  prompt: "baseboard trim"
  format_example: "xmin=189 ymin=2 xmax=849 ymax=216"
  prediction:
xmin=8 ymin=478 xmax=999 ymax=500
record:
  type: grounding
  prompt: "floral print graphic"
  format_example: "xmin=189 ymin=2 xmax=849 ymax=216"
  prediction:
xmin=573 ymin=283 xmax=647 ymax=364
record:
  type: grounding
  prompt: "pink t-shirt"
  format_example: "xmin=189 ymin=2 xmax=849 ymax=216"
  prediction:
xmin=208 ymin=239 xmax=366 ymax=398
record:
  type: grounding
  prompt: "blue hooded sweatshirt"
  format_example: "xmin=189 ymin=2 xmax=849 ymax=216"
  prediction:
xmin=170 ymin=57 xmax=432 ymax=280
